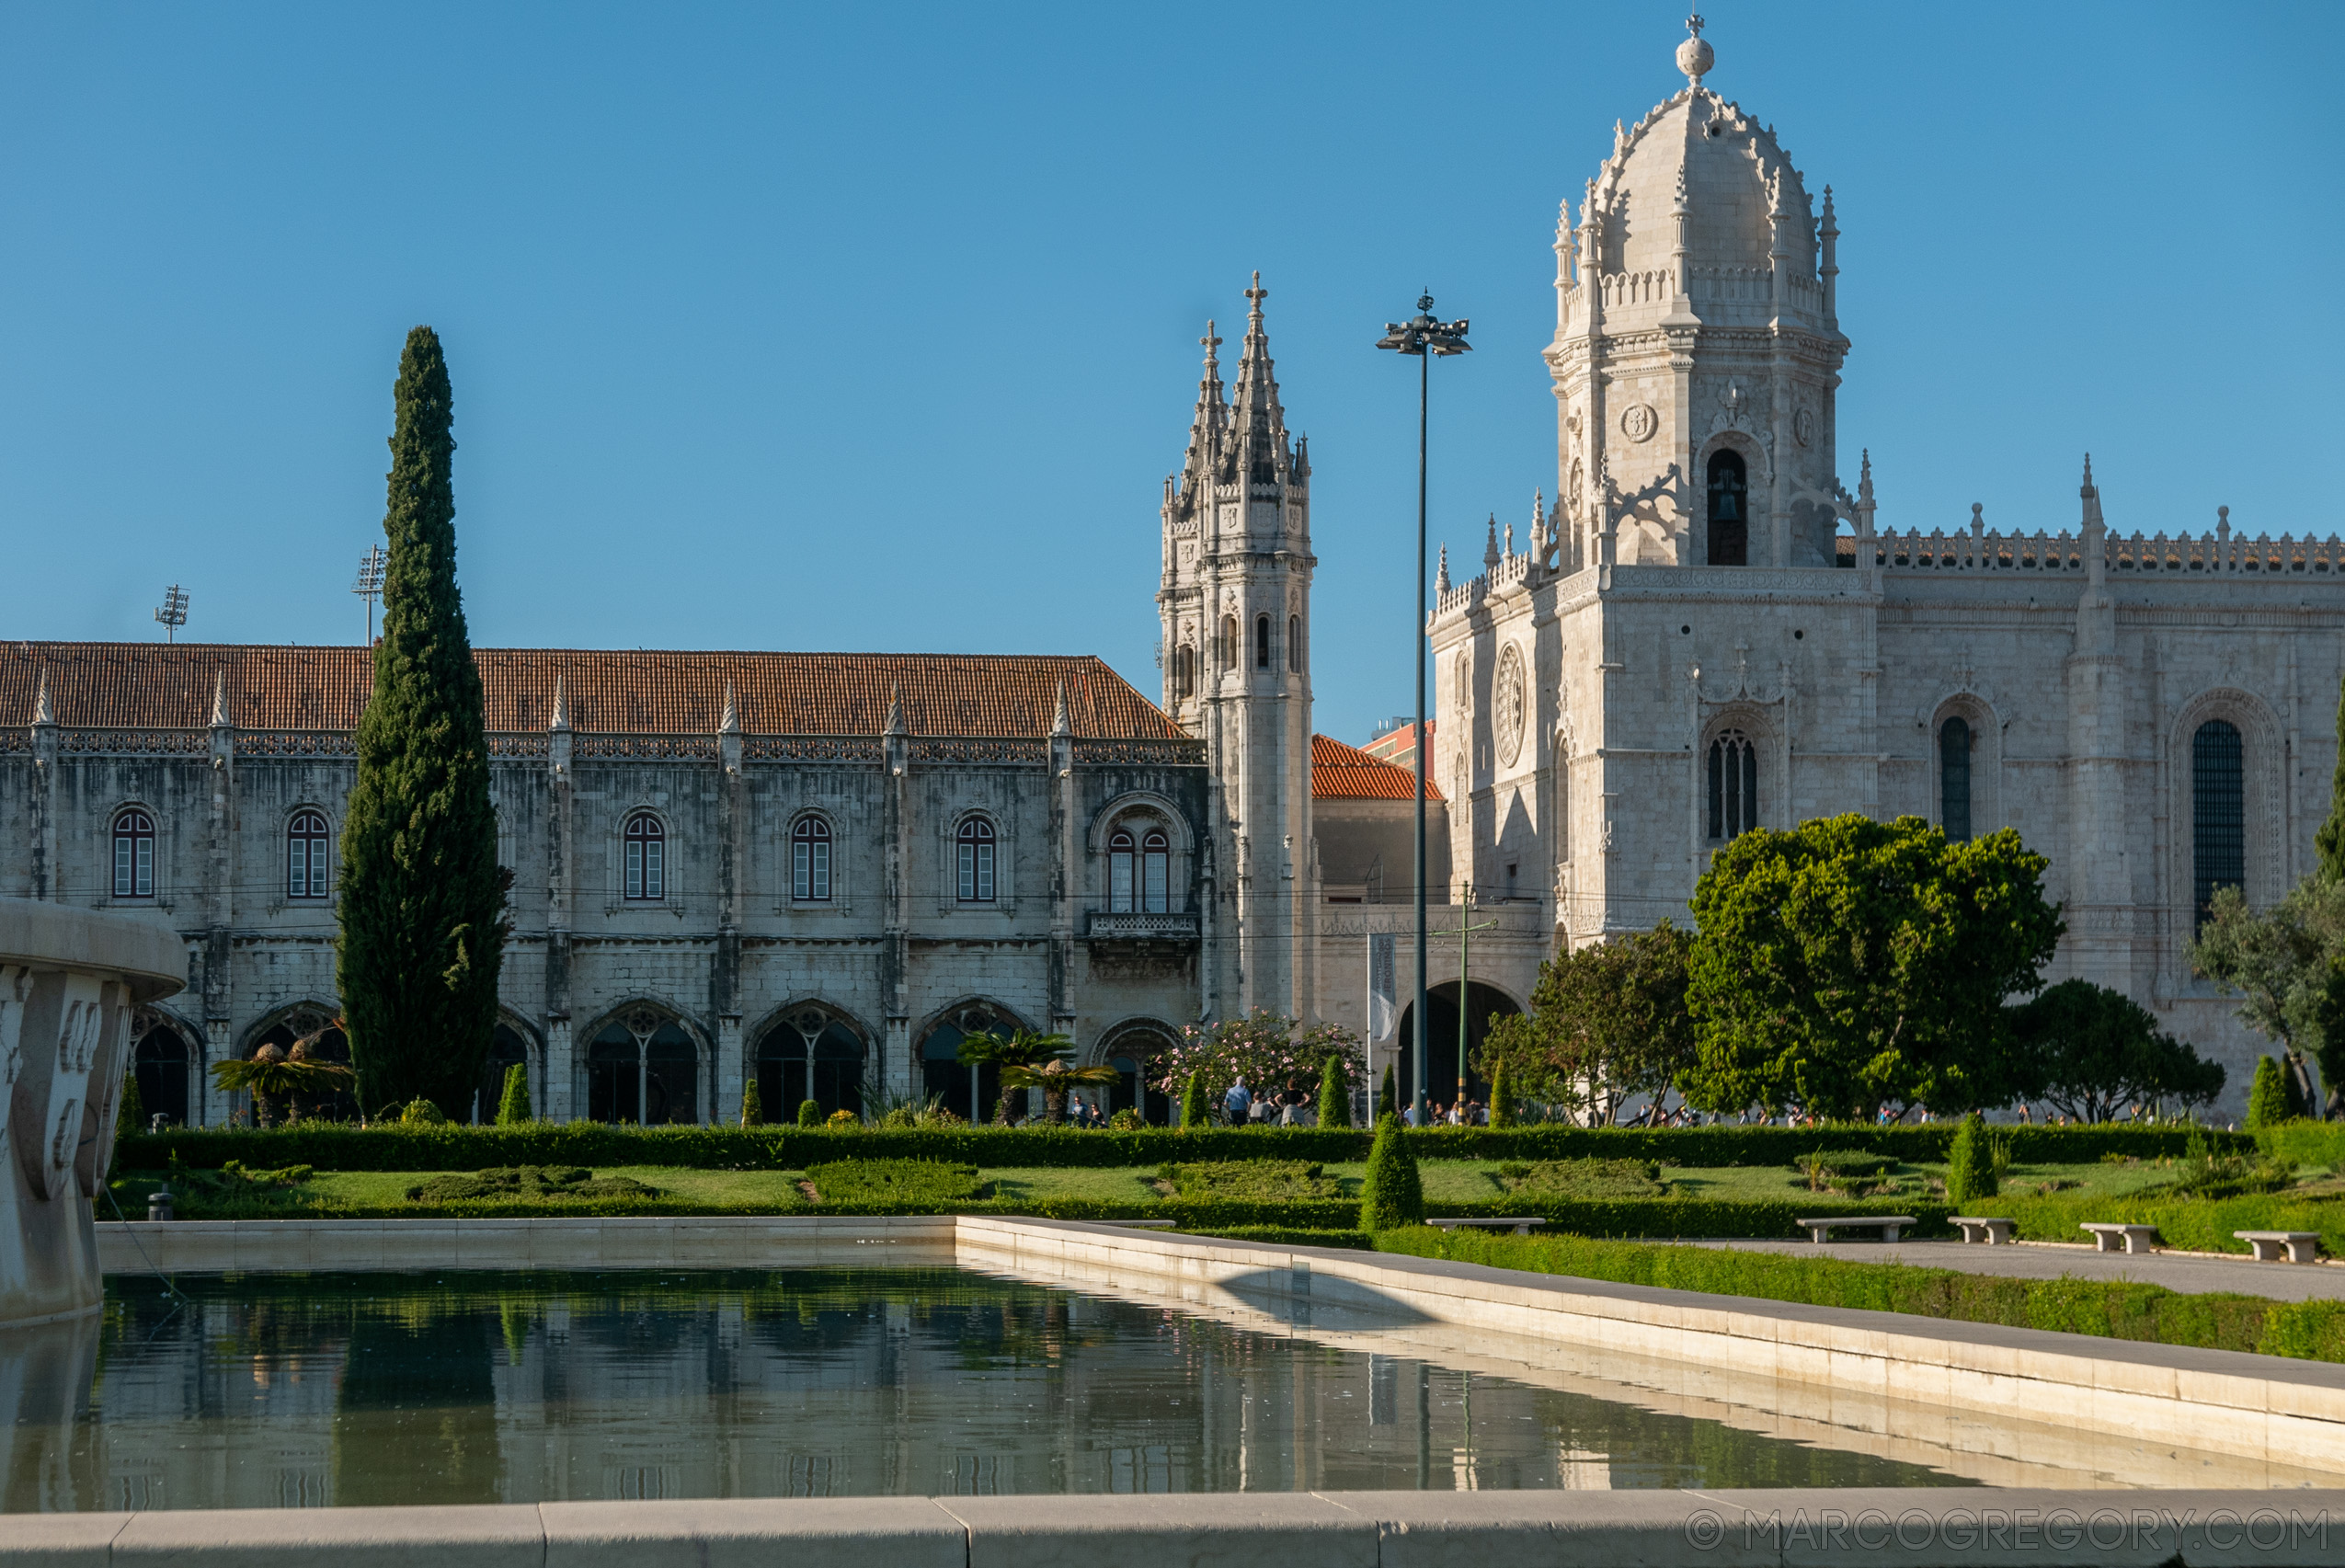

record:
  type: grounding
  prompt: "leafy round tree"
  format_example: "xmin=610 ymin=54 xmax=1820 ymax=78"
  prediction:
xmin=2008 ymin=979 xmax=2225 ymax=1123
xmin=337 ymin=327 xmax=506 ymax=1119
xmin=1318 ymin=1053 xmax=1351 ymax=1128
xmin=1481 ymin=919 xmax=1691 ymax=1126
xmin=1945 ymin=1113 xmax=1996 ymax=1208
xmin=739 ymin=1078 xmax=764 ymax=1127
xmin=1358 ymin=1112 xmax=1424 ymax=1230
xmin=495 ymin=1062 xmax=532 ymax=1125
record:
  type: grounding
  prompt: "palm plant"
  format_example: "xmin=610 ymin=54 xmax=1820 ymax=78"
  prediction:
xmin=1000 ymin=1059 xmax=1121 ymax=1126
xmin=956 ymin=1029 xmax=1075 ymax=1125
xmin=211 ymin=1036 xmax=355 ymax=1128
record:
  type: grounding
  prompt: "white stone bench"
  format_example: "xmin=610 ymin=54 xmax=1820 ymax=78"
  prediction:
xmin=2236 ymin=1230 xmax=2322 ymax=1264
xmin=1796 ymin=1215 xmax=1915 ymax=1243
xmin=1427 ymin=1218 xmax=1549 ymax=1236
xmin=2081 ymin=1222 xmax=2160 ymax=1254
xmin=1950 ymin=1216 xmax=2017 ymax=1244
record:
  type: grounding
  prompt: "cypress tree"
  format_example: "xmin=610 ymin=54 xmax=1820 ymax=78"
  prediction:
xmin=495 ymin=1063 xmax=532 ymax=1125
xmin=117 ymin=1070 xmax=145 ymax=1140
xmin=1318 ymin=1054 xmax=1351 ymax=1129
xmin=1180 ymin=1069 xmax=1207 ymax=1129
xmin=337 ymin=327 xmax=505 ymax=1118
xmin=2247 ymin=1055 xmax=2293 ymax=1129
xmin=1945 ymin=1113 xmax=1996 ymax=1208
xmin=740 ymin=1079 xmax=764 ymax=1127
xmin=1359 ymin=1112 xmax=1425 ymax=1230
xmin=1379 ymin=1062 xmax=1397 ymax=1120
xmin=1488 ymin=1059 xmax=1514 ymax=1129
xmin=2318 ymin=673 xmax=2345 ymax=881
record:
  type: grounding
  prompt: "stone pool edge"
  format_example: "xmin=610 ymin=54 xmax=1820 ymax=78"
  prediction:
xmin=15 ymin=1487 xmax=2345 ymax=1565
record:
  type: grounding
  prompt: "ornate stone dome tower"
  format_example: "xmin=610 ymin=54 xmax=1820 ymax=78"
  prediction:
xmin=1546 ymin=14 xmax=1849 ymax=570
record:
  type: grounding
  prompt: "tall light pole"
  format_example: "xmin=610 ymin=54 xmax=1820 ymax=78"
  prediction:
xmin=351 ymin=545 xmax=387 ymax=644
xmin=1377 ymin=292 xmax=1470 ymax=1125
xmin=154 ymin=584 xmax=189 ymax=643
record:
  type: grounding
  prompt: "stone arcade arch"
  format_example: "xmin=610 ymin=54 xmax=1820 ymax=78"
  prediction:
xmin=1393 ymin=979 xmax=1524 ymax=1117
xmin=916 ymin=1000 xmax=1030 ymax=1125
xmin=752 ymin=1001 xmax=872 ymax=1124
xmin=579 ymin=1002 xmax=708 ymax=1127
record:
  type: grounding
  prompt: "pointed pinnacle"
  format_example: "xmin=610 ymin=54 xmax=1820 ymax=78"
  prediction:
xmin=883 ymin=682 xmax=907 ymax=737
xmin=209 ymin=670 xmax=230 ymax=727
xmin=31 ymin=669 xmax=52 ymax=726
xmin=549 ymin=670 xmax=570 ymax=731
xmin=1050 ymin=679 xmax=1071 ymax=738
xmin=719 ymin=680 xmax=739 ymax=735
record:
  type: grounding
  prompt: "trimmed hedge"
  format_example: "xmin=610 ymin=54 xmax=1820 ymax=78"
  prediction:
xmin=2254 ymin=1121 xmax=2345 ymax=1168
xmin=1985 ymin=1190 xmax=2345 ymax=1257
xmin=1369 ymin=1227 xmax=2335 ymax=1362
xmin=117 ymin=1120 xmax=2242 ymax=1174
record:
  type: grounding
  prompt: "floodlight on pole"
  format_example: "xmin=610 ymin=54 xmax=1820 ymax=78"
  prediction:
xmin=1374 ymin=291 xmax=1470 ymax=1128
xmin=351 ymin=545 xmax=387 ymax=644
xmin=154 ymin=584 xmax=189 ymax=643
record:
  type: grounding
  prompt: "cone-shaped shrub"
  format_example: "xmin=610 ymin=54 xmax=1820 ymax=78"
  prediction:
xmin=1181 ymin=1069 xmax=1207 ymax=1128
xmin=796 ymin=1098 xmax=822 ymax=1128
xmin=495 ymin=1063 xmax=531 ymax=1125
xmin=1946 ymin=1112 xmax=1996 ymax=1208
xmin=117 ymin=1070 xmax=145 ymax=1140
xmin=740 ymin=1078 xmax=764 ymax=1127
xmin=1488 ymin=1059 xmax=1514 ymax=1129
xmin=2248 ymin=1056 xmax=2292 ymax=1131
xmin=337 ymin=326 xmax=505 ymax=1118
xmin=1318 ymin=1054 xmax=1351 ymax=1129
xmin=1359 ymin=1113 xmax=1424 ymax=1230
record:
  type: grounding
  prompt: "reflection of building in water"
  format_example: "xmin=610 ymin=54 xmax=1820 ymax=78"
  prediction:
xmin=59 ymin=1270 xmax=1957 ymax=1508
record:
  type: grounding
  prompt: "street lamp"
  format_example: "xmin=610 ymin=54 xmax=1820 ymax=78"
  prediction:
xmin=1376 ymin=292 xmax=1470 ymax=1126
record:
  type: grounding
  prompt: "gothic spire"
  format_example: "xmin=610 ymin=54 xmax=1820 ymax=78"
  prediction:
xmin=1230 ymin=270 xmax=1291 ymax=484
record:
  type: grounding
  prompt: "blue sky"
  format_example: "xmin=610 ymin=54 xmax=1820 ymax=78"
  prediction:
xmin=1 ymin=3 xmax=2328 ymax=743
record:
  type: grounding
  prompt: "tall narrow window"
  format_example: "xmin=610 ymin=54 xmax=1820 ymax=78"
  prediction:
xmin=287 ymin=810 xmax=331 ymax=898
xmin=1706 ymin=730 xmax=1758 ymax=841
xmin=1174 ymin=644 xmax=1195 ymax=698
xmin=1254 ymin=614 xmax=1271 ymax=669
xmin=957 ymin=818 xmax=996 ymax=902
xmin=1219 ymin=617 xmax=1237 ymax=670
xmin=112 ymin=809 xmax=154 ymax=898
xmin=1141 ymin=829 xmax=1169 ymax=913
xmin=2192 ymin=720 xmax=2245 ymax=929
xmin=793 ymin=817 xmax=832 ymax=901
xmin=1706 ymin=450 xmax=1748 ymax=567
xmin=1939 ymin=717 xmax=1973 ymax=843
xmin=623 ymin=812 xmax=665 ymax=900
xmin=1108 ymin=829 xmax=1136 ymax=912
xmin=1287 ymin=615 xmax=1302 ymax=672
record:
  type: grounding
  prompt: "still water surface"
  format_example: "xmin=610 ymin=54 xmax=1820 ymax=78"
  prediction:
xmin=9 ymin=1268 xmax=1972 ymax=1509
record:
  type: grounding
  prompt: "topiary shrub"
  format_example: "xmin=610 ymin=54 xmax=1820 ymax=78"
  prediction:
xmin=118 ymin=1070 xmax=146 ymax=1140
xmin=826 ymin=1108 xmax=859 ymax=1129
xmin=2248 ymin=1055 xmax=2292 ymax=1132
xmin=739 ymin=1079 xmax=764 ymax=1127
xmin=1107 ymin=1108 xmax=1144 ymax=1131
xmin=796 ymin=1098 xmax=822 ymax=1128
xmin=1793 ymin=1149 xmax=1898 ymax=1192
xmin=1358 ymin=1113 xmax=1424 ymax=1230
xmin=1181 ymin=1070 xmax=1207 ymax=1129
xmin=1488 ymin=1059 xmax=1514 ymax=1130
xmin=400 ymin=1096 xmax=448 ymax=1127
xmin=495 ymin=1064 xmax=532 ymax=1126
xmin=1946 ymin=1114 xmax=1997 ymax=1209
xmin=1318 ymin=1054 xmax=1351 ymax=1129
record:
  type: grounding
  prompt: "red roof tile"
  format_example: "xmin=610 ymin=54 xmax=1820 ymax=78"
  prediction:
xmin=0 ymin=643 xmax=1182 ymax=739
xmin=1311 ymin=733 xmax=1443 ymax=802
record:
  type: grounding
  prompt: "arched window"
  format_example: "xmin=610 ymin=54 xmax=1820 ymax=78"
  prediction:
xmin=1108 ymin=829 xmax=1137 ymax=913
xmin=1218 ymin=616 xmax=1237 ymax=670
xmin=1255 ymin=614 xmax=1271 ymax=669
xmin=957 ymin=818 xmax=996 ymax=902
xmin=792 ymin=817 xmax=831 ymax=901
xmin=1939 ymin=718 xmax=1973 ymax=843
xmin=623 ymin=812 xmax=664 ymax=900
xmin=1288 ymin=615 xmax=1302 ymax=673
xmin=287 ymin=810 xmax=331 ymax=899
xmin=1707 ymin=729 xmax=1758 ymax=841
xmin=2192 ymin=719 xmax=2245 ymax=929
xmin=1707 ymin=450 xmax=1748 ymax=567
xmin=1141 ymin=829 xmax=1170 ymax=913
xmin=112 ymin=809 xmax=154 ymax=899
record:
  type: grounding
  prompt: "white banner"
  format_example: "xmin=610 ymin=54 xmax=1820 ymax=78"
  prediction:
xmin=1367 ymin=932 xmax=1396 ymax=1045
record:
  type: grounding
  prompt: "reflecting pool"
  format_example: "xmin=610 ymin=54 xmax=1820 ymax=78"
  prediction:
xmin=6 ymin=1268 xmax=1973 ymax=1510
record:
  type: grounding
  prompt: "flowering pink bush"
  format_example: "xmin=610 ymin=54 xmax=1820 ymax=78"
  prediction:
xmin=1150 ymin=1009 xmax=1363 ymax=1106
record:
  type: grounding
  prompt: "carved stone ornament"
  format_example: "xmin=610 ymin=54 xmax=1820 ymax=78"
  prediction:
xmin=624 ymin=1006 xmax=664 ymax=1039
xmin=1620 ymin=403 xmax=1658 ymax=443
xmin=1494 ymin=645 xmax=1527 ymax=767
xmin=1793 ymin=407 xmax=1815 ymax=448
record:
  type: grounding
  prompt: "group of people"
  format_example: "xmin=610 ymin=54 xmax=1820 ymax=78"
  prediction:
xmin=1396 ymin=1098 xmax=1490 ymax=1127
xmin=1219 ymin=1078 xmax=1321 ymax=1127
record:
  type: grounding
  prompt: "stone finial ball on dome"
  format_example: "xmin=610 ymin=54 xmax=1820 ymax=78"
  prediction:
xmin=1676 ymin=12 xmax=1714 ymax=88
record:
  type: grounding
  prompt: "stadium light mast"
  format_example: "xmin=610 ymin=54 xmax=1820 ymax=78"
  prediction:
xmin=351 ymin=545 xmax=387 ymax=644
xmin=1375 ymin=292 xmax=1470 ymax=1127
xmin=153 ymin=584 xmax=189 ymax=643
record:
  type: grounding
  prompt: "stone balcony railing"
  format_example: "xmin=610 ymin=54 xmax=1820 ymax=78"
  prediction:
xmin=1084 ymin=910 xmax=1200 ymax=940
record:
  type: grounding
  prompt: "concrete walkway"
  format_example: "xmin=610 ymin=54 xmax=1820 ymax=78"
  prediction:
xmin=1690 ymin=1236 xmax=2345 ymax=1300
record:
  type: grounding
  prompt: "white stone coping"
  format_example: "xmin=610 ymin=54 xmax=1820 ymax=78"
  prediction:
xmin=10 ymin=1488 xmax=2345 ymax=1564
xmin=0 ymin=896 xmax=187 ymax=1001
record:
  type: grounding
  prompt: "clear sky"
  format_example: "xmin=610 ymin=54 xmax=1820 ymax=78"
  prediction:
xmin=2 ymin=3 xmax=2329 ymax=743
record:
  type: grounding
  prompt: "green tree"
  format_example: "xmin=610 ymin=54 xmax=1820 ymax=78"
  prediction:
xmin=738 ymin=1077 xmax=763 ymax=1127
xmin=117 ymin=1069 xmax=145 ymax=1140
xmin=1486 ymin=1058 xmax=1513 ymax=1129
xmin=957 ymin=1030 xmax=1073 ymax=1124
xmin=2191 ymin=879 xmax=2345 ymax=1116
xmin=2008 ymin=979 xmax=2225 ymax=1123
xmin=495 ymin=1063 xmax=532 ymax=1125
xmin=2246 ymin=1056 xmax=2293 ymax=1130
xmin=1379 ymin=1062 xmax=1397 ymax=1121
xmin=1180 ymin=1069 xmax=1207 ymax=1129
xmin=1000 ymin=1059 xmax=1118 ymax=1125
xmin=1318 ymin=1053 xmax=1351 ymax=1128
xmin=795 ymin=1097 xmax=822 ymax=1128
xmin=1358 ymin=1113 xmax=1424 ymax=1230
xmin=1685 ymin=816 xmax=2063 ymax=1120
xmin=1945 ymin=1113 xmax=1996 ymax=1208
xmin=337 ymin=327 xmax=506 ymax=1118
xmin=1481 ymin=919 xmax=1694 ymax=1126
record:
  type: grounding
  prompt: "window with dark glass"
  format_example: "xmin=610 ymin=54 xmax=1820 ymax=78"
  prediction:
xmin=1288 ymin=615 xmax=1302 ymax=672
xmin=287 ymin=809 xmax=331 ymax=898
xmin=793 ymin=817 xmax=831 ymax=901
xmin=1219 ymin=616 xmax=1237 ymax=670
xmin=1255 ymin=614 xmax=1271 ymax=669
xmin=1108 ymin=828 xmax=1137 ymax=912
xmin=1706 ymin=730 xmax=1758 ymax=841
xmin=112 ymin=809 xmax=154 ymax=898
xmin=2192 ymin=720 xmax=2245 ymax=929
xmin=1174 ymin=644 xmax=1195 ymax=698
xmin=1141 ymin=829 xmax=1169 ymax=913
xmin=623 ymin=812 xmax=664 ymax=900
xmin=1939 ymin=718 xmax=1973 ymax=843
xmin=957 ymin=818 xmax=996 ymax=902
xmin=1706 ymin=450 xmax=1748 ymax=567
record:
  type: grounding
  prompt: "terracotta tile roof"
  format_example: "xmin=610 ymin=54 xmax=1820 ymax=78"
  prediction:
xmin=0 ymin=643 xmax=1183 ymax=739
xmin=1311 ymin=733 xmax=1443 ymax=802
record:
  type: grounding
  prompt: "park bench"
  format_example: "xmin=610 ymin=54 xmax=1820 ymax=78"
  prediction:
xmin=2235 ymin=1230 xmax=2323 ymax=1264
xmin=1950 ymin=1217 xmax=2017 ymax=1245
xmin=2081 ymin=1222 xmax=2160 ymax=1254
xmin=1796 ymin=1215 xmax=1915 ymax=1243
xmin=1427 ymin=1218 xmax=1549 ymax=1237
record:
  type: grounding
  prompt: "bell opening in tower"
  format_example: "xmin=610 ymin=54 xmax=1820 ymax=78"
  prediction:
xmin=1707 ymin=450 xmax=1748 ymax=567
